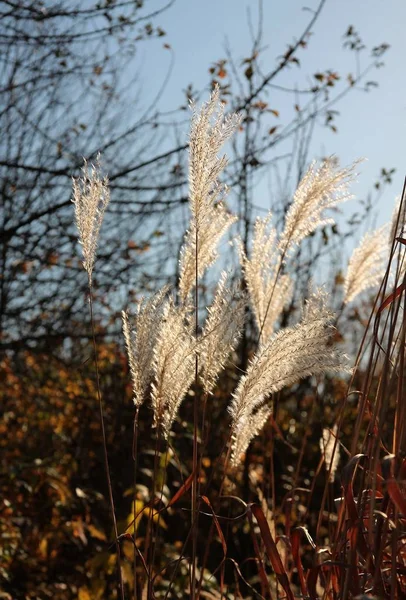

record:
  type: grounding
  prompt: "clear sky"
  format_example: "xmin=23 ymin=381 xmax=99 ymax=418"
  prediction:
xmin=135 ymin=0 xmax=406 ymax=246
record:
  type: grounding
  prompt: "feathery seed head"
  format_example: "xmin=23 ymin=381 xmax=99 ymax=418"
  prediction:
xmin=240 ymin=214 xmax=293 ymax=340
xmin=199 ymin=272 xmax=246 ymax=394
xmin=72 ymin=156 xmax=110 ymax=285
xmin=122 ymin=288 xmax=168 ymax=407
xmin=229 ymin=288 xmax=350 ymax=466
xmin=344 ymin=224 xmax=389 ymax=304
xmin=151 ymin=300 xmax=196 ymax=438
xmin=320 ymin=424 xmax=340 ymax=482
xmin=179 ymin=203 xmax=237 ymax=303
xmin=279 ymin=157 xmax=359 ymax=256
xmin=179 ymin=86 xmax=242 ymax=302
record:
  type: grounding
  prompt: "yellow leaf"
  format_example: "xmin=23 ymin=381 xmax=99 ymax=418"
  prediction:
xmin=122 ymin=560 xmax=135 ymax=585
xmin=122 ymin=539 xmax=136 ymax=561
xmin=39 ymin=537 xmax=48 ymax=559
xmin=90 ymin=578 xmax=106 ymax=600
xmin=144 ymin=507 xmax=167 ymax=530
xmin=126 ymin=499 xmax=144 ymax=532
xmin=107 ymin=553 xmax=116 ymax=575
xmin=78 ymin=587 xmax=91 ymax=600
xmin=87 ymin=524 xmax=107 ymax=542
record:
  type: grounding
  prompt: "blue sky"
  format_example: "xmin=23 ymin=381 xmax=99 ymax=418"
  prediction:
xmin=135 ymin=0 xmax=406 ymax=239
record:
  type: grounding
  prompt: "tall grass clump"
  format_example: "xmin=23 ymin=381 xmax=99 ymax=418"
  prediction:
xmin=70 ymin=88 xmax=406 ymax=599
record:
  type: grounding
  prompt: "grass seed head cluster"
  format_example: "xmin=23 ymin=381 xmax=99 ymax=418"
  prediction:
xmin=71 ymin=86 xmax=403 ymax=598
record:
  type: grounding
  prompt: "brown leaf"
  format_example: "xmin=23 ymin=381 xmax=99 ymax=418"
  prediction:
xmin=250 ymin=504 xmax=295 ymax=600
xmin=244 ymin=65 xmax=253 ymax=80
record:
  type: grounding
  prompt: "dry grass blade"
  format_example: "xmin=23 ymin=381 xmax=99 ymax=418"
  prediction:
xmin=250 ymin=504 xmax=295 ymax=600
xmin=291 ymin=527 xmax=315 ymax=598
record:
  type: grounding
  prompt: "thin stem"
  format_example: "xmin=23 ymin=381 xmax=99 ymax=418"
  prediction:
xmin=146 ymin=427 xmax=162 ymax=599
xmin=150 ymin=444 xmax=171 ymax=590
xmin=256 ymin=246 xmax=287 ymax=345
xmin=191 ymin=219 xmax=199 ymax=599
xmin=88 ymin=284 xmax=125 ymax=600
xmin=197 ymin=442 xmax=233 ymax=598
xmin=132 ymin=406 xmax=140 ymax=600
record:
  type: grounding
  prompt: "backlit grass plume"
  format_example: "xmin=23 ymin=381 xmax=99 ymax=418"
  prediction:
xmin=344 ymin=224 xmax=389 ymax=304
xmin=151 ymin=300 xmax=196 ymax=437
xmin=199 ymin=272 xmax=245 ymax=395
xmin=122 ymin=288 xmax=167 ymax=407
xmin=179 ymin=86 xmax=241 ymax=302
xmin=240 ymin=215 xmax=292 ymax=340
xmin=320 ymin=424 xmax=340 ymax=482
xmin=279 ymin=157 xmax=358 ymax=256
xmin=72 ymin=157 xmax=110 ymax=284
xmin=229 ymin=288 xmax=350 ymax=466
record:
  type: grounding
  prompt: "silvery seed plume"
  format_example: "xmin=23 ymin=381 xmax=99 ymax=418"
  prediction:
xmin=239 ymin=215 xmax=293 ymax=340
xmin=179 ymin=202 xmax=237 ymax=303
xmin=230 ymin=405 xmax=272 ymax=469
xmin=122 ymin=288 xmax=167 ymax=407
xmin=179 ymin=86 xmax=241 ymax=302
xmin=151 ymin=300 xmax=196 ymax=438
xmin=229 ymin=288 xmax=350 ymax=466
xmin=344 ymin=224 xmax=389 ymax=304
xmin=319 ymin=424 xmax=340 ymax=482
xmin=200 ymin=272 xmax=245 ymax=395
xmin=279 ymin=157 xmax=358 ymax=256
xmin=72 ymin=157 xmax=110 ymax=285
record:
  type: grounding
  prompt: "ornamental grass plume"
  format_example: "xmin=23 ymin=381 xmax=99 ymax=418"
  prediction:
xmin=121 ymin=89 xmax=245 ymax=441
xmin=122 ymin=288 xmax=168 ymax=407
xmin=151 ymin=300 xmax=196 ymax=438
xmin=319 ymin=424 xmax=340 ymax=482
xmin=279 ymin=157 xmax=358 ymax=256
xmin=199 ymin=272 xmax=245 ymax=395
xmin=343 ymin=224 xmax=389 ymax=304
xmin=72 ymin=156 xmax=110 ymax=285
xmin=239 ymin=214 xmax=292 ymax=340
xmin=229 ymin=288 xmax=350 ymax=466
xmin=122 ymin=276 xmax=245 ymax=435
xmin=178 ymin=86 xmax=241 ymax=302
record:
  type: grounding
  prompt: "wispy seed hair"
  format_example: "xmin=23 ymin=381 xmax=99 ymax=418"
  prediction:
xmin=72 ymin=156 xmax=110 ymax=284
xmin=229 ymin=288 xmax=350 ymax=466
xmin=319 ymin=424 xmax=340 ymax=482
xmin=199 ymin=272 xmax=245 ymax=394
xmin=179 ymin=86 xmax=241 ymax=302
xmin=239 ymin=215 xmax=292 ymax=340
xmin=343 ymin=224 xmax=389 ymax=304
xmin=179 ymin=203 xmax=237 ymax=303
xmin=151 ymin=300 xmax=196 ymax=438
xmin=279 ymin=157 xmax=359 ymax=256
xmin=122 ymin=288 xmax=168 ymax=407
